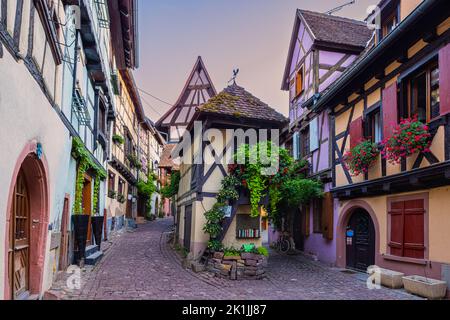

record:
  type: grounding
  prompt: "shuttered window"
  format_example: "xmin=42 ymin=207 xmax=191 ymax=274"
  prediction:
xmin=439 ymin=43 xmax=450 ymax=115
xmin=389 ymin=199 xmax=425 ymax=259
xmin=313 ymin=198 xmax=322 ymax=234
xmin=296 ymin=66 xmax=304 ymax=97
xmin=382 ymin=83 xmax=398 ymax=139
xmin=321 ymin=192 xmax=334 ymax=240
xmin=349 ymin=116 xmax=364 ymax=149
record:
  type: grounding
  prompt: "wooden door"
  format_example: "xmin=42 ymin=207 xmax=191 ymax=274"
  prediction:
xmin=59 ymin=196 xmax=70 ymax=271
xmin=82 ymin=176 xmax=92 ymax=244
xmin=9 ymin=170 xmax=30 ymax=299
xmin=293 ymin=208 xmax=304 ymax=251
xmin=346 ymin=209 xmax=375 ymax=271
xmin=184 ymin=205 xmax=192 ymax=251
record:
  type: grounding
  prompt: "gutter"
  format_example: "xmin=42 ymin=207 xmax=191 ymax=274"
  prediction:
xmin=312 ymin=0 xmax=441 ymax=112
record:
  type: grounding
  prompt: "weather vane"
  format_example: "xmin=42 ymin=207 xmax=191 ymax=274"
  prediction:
xmin=228 ymin=68 xmax=240 ymax=85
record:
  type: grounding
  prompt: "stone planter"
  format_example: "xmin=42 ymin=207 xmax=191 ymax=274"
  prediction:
xmin=402 ymin=275 xmax=448 ymax=300
xmin=375 ymin=268 xmax=405 ymax=289
xmin=207 ymin=252 xmax=268 ymax=280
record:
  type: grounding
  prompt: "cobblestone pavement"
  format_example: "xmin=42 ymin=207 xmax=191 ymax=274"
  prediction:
xmin=50 ymin=218 xmax=420 ymax=300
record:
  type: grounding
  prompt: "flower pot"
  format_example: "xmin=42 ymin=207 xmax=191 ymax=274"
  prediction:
xmin=72 ymin=215 xmax=90 ymax=264
xmin=402 ymin=275 xmax=447 ymax=300
xmin=91 ymin=216 xmax=105 ymax=247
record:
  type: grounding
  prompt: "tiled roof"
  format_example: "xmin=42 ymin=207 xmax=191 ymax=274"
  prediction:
xmin=159 ymin=144 xmax=179 ymax=170
xmin=299 ymin=9 xmax=373 ymax=48
xmin=198 ymin=84 xmax=288 ymax=124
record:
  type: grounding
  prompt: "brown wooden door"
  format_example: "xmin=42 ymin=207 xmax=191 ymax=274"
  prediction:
xmin=293 ymin=208 xmax=304 ymax=251
xmin=9 ymin=170 xmax=30 ymax=299
xmin=82 ymin=176 xmax=92 ymax=244
xmin=184 ymin=205 xmax=192 ymax=251
xmin=346 ymin=209 xmax=375 ymax=271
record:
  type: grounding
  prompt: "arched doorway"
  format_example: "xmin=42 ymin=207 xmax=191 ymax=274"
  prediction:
xmin=5 ymin=143 xmax=49 ymax=300
xmin=346 ymin=209 xmax=376 ymax=271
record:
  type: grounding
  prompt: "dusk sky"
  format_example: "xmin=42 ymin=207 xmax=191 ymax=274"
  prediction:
xmin=134 ymin=0 xmax=377 ymax=122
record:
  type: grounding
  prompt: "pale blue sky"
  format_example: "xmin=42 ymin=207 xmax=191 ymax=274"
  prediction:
xmin=134 ymin=0 xmax=377 ymax=121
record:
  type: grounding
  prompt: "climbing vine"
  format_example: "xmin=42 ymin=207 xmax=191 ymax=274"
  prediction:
xmin=204 ymin=142 xmax=324 ymax=250
xmin=160 ymin=171 xmax=181 ymax=199
xmin=71 ymin=137 xmax=107 ymax=215
xmin=137 ymin=171 xmax=158 ymax=216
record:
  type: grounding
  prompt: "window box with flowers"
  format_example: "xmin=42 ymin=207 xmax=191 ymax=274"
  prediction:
xmin=381 ymin=116 xmax=432 ymax=164
xmin=117 ymin=194 xmax=126 ymax=204
xmin=127 ymin=153 xmax=142 ymax=170
xmin=112 ymin=134 xmax=125 ymax=145
xmin=344 ymin=140 xmax=380 ymax=176
xmin=108 ymin=190 xmax=117 ymax=199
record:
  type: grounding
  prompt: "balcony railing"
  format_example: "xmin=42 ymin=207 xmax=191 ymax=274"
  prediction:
xmin=72 ymin=89 xmax=91 ymax=127
xmin=94 ymin=0 xmax=110 ymax=29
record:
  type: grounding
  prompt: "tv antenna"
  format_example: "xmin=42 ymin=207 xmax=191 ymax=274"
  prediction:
xmin=228 ymin=68 xmax=240 ymax=85
xmin=325 ymin=0 xmax=356 ymax=15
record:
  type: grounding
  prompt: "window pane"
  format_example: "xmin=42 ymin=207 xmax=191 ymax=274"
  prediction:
xmin=411 ymin=73 xmax=427 ymax=122
xmin=430 ymin=67 xmax=440 ymax=119
xmin=374 ymin=112 xmax=382 ymax=143
xmin=309 ymin=118 xmax=319 ymax=152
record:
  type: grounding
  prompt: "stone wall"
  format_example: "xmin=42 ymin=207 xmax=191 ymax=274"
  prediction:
xmin=207 ymin=252 xmax=268 ymax=280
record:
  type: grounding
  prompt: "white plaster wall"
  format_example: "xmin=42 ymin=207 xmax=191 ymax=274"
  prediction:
xmin=0 ymin=50 xmax=72 ymax=298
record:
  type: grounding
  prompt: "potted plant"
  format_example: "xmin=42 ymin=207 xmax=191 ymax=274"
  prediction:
xmin=344 ymin=140 xmax=380 ymax=176
xmin=91 ymin=213 xmax=104 ymax=248
xmin=91 ymin=177 xmax=105 ymax=248
xmin=72 ymin=162 xmax=90 ymax=265
xmin=382 ymin=116 xmax=432 ymax=164
xmin=127 ymin=153 xmax=142 ymax=170
xmin=108 ymin=190 xmax=117 ymax=199
xmin=117 ymin=194 xmax=126 ymax=203
xmin=112 ymin=134 xmax=125 ymax=145
xmin=402 ymin=275 xmax=447 ymax=299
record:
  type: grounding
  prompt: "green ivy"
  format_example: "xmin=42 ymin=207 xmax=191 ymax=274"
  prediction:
xmin=112 ymin=134 xmax=125 ymax=145
xmin=160 ymin=171 xmax=180 ymax=199
xmin=71 ymin=137 xmax=107 ymax=216
xmin=137 ymin=171 xmax=158 ymax=215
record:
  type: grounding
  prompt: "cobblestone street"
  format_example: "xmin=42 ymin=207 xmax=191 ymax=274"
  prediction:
xmin=51 ymin=218 xmax=420 ymax=300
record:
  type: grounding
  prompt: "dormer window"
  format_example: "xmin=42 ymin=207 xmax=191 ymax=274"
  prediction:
xmin=382 ymin=12 xmax=398 ymax=39
xmin=295 ymin=66 xmax=305 ymax=97
xmin=375 ymin=1 xmax=400 ymax=43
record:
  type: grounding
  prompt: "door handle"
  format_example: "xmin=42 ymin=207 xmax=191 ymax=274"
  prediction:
xmin=32 ymin=219 xmax=40 ymax=224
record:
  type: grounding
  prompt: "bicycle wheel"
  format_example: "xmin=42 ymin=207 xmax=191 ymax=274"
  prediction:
xmin=279 ymin=238 xmax=290 ymax=253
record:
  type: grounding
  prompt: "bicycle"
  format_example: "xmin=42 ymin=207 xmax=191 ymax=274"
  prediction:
xmin=276 ymin=232 xmax=294 ymax=253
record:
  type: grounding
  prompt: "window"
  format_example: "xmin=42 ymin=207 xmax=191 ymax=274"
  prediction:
xmin=313 ymin=198 xmax=323 ymax=234
xmin=99 ymin=102 xmax=106 ymax=135
xmin=118 ymin=178 xmax=125 ymax=196
xmin=309 ymin=117 xmax=319 ymax=152
xmin=365 ymin=108 xmax=382 ymax=143
xmin=407 ymin=63 xmax=440 ymax=123
xmin=388 ymin=199 xmax=425 ymax=259
xmin=293 ymin=132 xmax=300 ymax=160
xmin=382 ymin=13 xmax=397 ymax=39
xmin=108 ymin=171 xmax=115 ymax=192
xmin=125 ymin=129 xmax=133 ymax=155
xmin=295 ymin=66 xmax=304 ymax=97
xmin=301 ymin=127 xmax=310 ymax=157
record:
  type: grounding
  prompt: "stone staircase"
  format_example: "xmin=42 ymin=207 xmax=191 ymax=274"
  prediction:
xmin=85 ymin=244 xmax=104 ymax=266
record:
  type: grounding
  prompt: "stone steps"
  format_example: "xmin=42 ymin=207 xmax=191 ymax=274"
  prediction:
xmin=85 ymin=245 xmax=104 ymax=266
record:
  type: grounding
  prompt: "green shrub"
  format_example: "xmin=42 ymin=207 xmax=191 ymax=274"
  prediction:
xmin=257 ymin=246 xmax=269 ymax=257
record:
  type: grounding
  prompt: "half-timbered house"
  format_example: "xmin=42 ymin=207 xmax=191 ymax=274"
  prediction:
xmin=176 ymin=83 xmax=287 ymax=259
xmin=310 ymin=0 xmax=450 ymax=289
xmin=281 ymin=10 xmax=372 ymax=265
xmin=156 ymin=56 xmax=217 ymax=143
xmin=0 ymin=0 xmax=74 ymax=300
